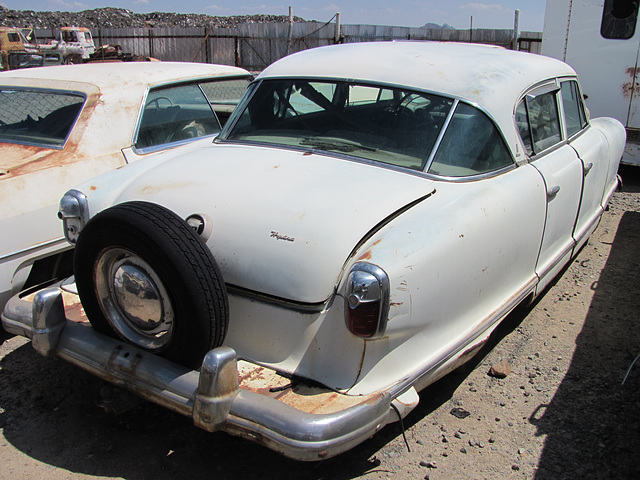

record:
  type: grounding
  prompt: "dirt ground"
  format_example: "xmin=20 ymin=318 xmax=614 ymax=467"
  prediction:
xmin=1 ymin=167 xmax=639 ymax=480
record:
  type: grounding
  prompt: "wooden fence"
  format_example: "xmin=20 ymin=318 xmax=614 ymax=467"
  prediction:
xmin=33 ymin=22 xmax=542 ymax=71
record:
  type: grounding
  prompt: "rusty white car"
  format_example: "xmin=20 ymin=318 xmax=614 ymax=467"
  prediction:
xmin=1 ymin=42 xmax=625 ymax=460
xmin=0 ymin=62 xmax=252 ymax=313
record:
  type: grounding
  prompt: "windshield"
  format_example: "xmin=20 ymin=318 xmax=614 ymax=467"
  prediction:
xmin=224 ymin=79 xmax=454 ymax=171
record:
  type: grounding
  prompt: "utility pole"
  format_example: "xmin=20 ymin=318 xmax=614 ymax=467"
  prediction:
xmin=513 ymin=9 xmax=520 ymax=50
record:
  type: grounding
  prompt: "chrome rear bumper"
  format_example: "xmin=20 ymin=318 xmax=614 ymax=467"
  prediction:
xmin=2 ymin=287 xmax=394 ymax=461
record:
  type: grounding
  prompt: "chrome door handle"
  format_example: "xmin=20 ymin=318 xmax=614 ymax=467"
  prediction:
xmin=547 ymin=185 xmax=560 ymax=199
xmin=584 ymin=162 xmax=594 ymax=175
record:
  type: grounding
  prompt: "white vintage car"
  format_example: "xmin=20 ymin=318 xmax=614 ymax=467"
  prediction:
xmin=1 ymin=42 xmax=625 ymax=460
xmin=0 ymin=62 xmax=252 ymax=312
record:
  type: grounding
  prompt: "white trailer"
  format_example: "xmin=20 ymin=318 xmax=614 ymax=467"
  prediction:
xmin=542 ymin=0 xmax=640 ymax=165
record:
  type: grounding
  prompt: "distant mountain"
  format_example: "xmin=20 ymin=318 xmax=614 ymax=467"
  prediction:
xmin=422 ymin=22 xmax=456 ymax=29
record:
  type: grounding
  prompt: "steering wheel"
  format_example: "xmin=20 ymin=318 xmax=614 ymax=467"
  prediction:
xmin=145 ymin=96 xmax=173 ymax=110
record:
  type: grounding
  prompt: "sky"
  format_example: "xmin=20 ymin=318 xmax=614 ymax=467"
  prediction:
xmin=0 ymin=1 xmax=548 ymax=31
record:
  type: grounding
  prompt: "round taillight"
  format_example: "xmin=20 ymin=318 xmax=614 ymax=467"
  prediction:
xmin=344 ymin=263 xmax=389 ymax=338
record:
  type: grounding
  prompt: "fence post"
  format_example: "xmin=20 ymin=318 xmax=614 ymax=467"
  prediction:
xmin=205 ymin=28 xmax=210 ymax=63
xmin=235 ymin=37 xmax=240 ymax=67
xmin=148 ymin=28 xmax=154 ymax=59
xmin=286 ymin=6 xmax=293 ymax=55
xmin=513 ymin=9 xmax=520 ymax=50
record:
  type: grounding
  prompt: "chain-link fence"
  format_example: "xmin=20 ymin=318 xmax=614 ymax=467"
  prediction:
xmin=0 ymin=88 xmax=83 ymax=145
xmin=32 ymin=23 xmax=542 ymax=71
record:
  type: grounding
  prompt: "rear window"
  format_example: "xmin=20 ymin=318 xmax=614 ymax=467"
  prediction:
xmin=0 ymin=88 xmax=85 ymax=147
xmin=224 ymin=79 xmax=454 ymax=171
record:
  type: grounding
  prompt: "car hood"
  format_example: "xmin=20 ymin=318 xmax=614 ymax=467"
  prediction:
xmin=86 ymin=143 xmax=436 ymax=304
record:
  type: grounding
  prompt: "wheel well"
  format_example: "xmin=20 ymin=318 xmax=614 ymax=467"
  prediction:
xmin=22 ymin=249 xmax=75 ymax=291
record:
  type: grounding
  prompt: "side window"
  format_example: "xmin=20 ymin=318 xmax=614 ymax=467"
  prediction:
xmin=601 ymin=0 xmax=639 ymax=39
xmin=517 ymin=90 xmax=561 ymax=156
xmin=516 ymin=101 xmax=533 ymax=156
xmin=135 ymin=83 xmax=221 ymax=151
xmin=200 ymin=77 xmax=252 ymax=126
xmin=561 ymin=80 xmax=588 ymax=137
xmin=428 ymin=102 xmax=513 ymax=177
xmin=0 ymin=88 xmax=85 ymax=147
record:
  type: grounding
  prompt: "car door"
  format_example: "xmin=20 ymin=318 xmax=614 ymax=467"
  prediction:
xmin=516 ymin=83 xmax=583 ymax=294
xmin=560 ymin=79 xmax=609 ymax=251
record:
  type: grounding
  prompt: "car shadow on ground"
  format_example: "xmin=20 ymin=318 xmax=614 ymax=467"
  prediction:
xmin=530 ymin=165 xmax=640 ymax=479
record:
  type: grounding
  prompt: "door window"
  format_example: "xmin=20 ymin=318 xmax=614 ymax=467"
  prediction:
xmin=561 ymin=80 xmax=588 ymax=137
xmin=516 ymin=89 xmax=562 ymax=156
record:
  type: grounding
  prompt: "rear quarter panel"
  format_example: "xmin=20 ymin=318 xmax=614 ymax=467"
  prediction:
xmin=339 ymin=164 xmax=548 ymax=394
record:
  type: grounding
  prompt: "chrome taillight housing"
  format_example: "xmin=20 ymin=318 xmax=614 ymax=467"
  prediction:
xmin=344 ymin=263 xmax=390 ymax=338
xmin=58 ymin=189 xmax=90 ymax=244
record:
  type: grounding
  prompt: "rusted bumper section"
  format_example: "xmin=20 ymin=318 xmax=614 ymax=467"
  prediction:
xmin=1 ymin=288 xmax=392 ymax=461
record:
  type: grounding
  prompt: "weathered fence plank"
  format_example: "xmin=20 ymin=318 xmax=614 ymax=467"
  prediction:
xmin=33 ymin=23 xmax=542 ymax=70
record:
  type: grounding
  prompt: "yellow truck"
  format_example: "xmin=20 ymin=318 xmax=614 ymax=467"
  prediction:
xmin=1 ymin=26 xmax=62 ymax=70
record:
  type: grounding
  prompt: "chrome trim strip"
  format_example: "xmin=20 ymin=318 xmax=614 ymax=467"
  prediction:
xmin=0 ymin=237 xmax=67 ymax=262
xmin=424 ymin=98 xmax=458 ymax=172
xmin=535 ymin=241 xmax=575 ymax=282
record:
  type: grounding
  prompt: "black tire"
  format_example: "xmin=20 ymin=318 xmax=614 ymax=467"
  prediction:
xmin=74 ymin=201 xmax=229 ymax=369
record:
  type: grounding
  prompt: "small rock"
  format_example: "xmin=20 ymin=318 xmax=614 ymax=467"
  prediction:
xmin=416 ymin=439 xmax=425 ymax=446
xmin=419 ymin=460 xmax=438 ymax=468
xmin=488 ymin=360 xmax=511 ymax=378
xmin=460 ymin=447 xmax=468 ymax=454
xmin=450 ymin=407 xmax=470 ymax=419
xmin=512 ymin=465 xmax=521 ymax=471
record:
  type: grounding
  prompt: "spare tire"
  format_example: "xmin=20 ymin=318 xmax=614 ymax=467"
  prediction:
xmin=74 ymin=201 xmax=228 ymax=369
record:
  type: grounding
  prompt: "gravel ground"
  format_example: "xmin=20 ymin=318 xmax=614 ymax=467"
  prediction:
xmin=1 ymin=166 xmax=639 ymax=480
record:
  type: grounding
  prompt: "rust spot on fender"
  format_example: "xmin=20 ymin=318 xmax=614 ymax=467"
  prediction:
xmin=357 ymin=250 xmax=372 ymax=261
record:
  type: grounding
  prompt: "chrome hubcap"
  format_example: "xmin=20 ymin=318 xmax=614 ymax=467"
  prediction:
xmin=94 ymin=247 xmax=174 ymax=350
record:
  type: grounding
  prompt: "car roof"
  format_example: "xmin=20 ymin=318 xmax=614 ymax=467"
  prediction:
xmin=0 ymin=61 xmax=250 ymax=93
xmin=259 ymin=41 xmax=576 ymax=128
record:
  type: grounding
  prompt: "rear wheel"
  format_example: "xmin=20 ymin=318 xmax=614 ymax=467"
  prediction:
xmin=74 ymin=201 xmax=228 ymax=369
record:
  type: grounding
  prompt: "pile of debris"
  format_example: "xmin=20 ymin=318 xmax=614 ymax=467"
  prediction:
xmin=0 ymin=6 xmax=308 ymax=29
